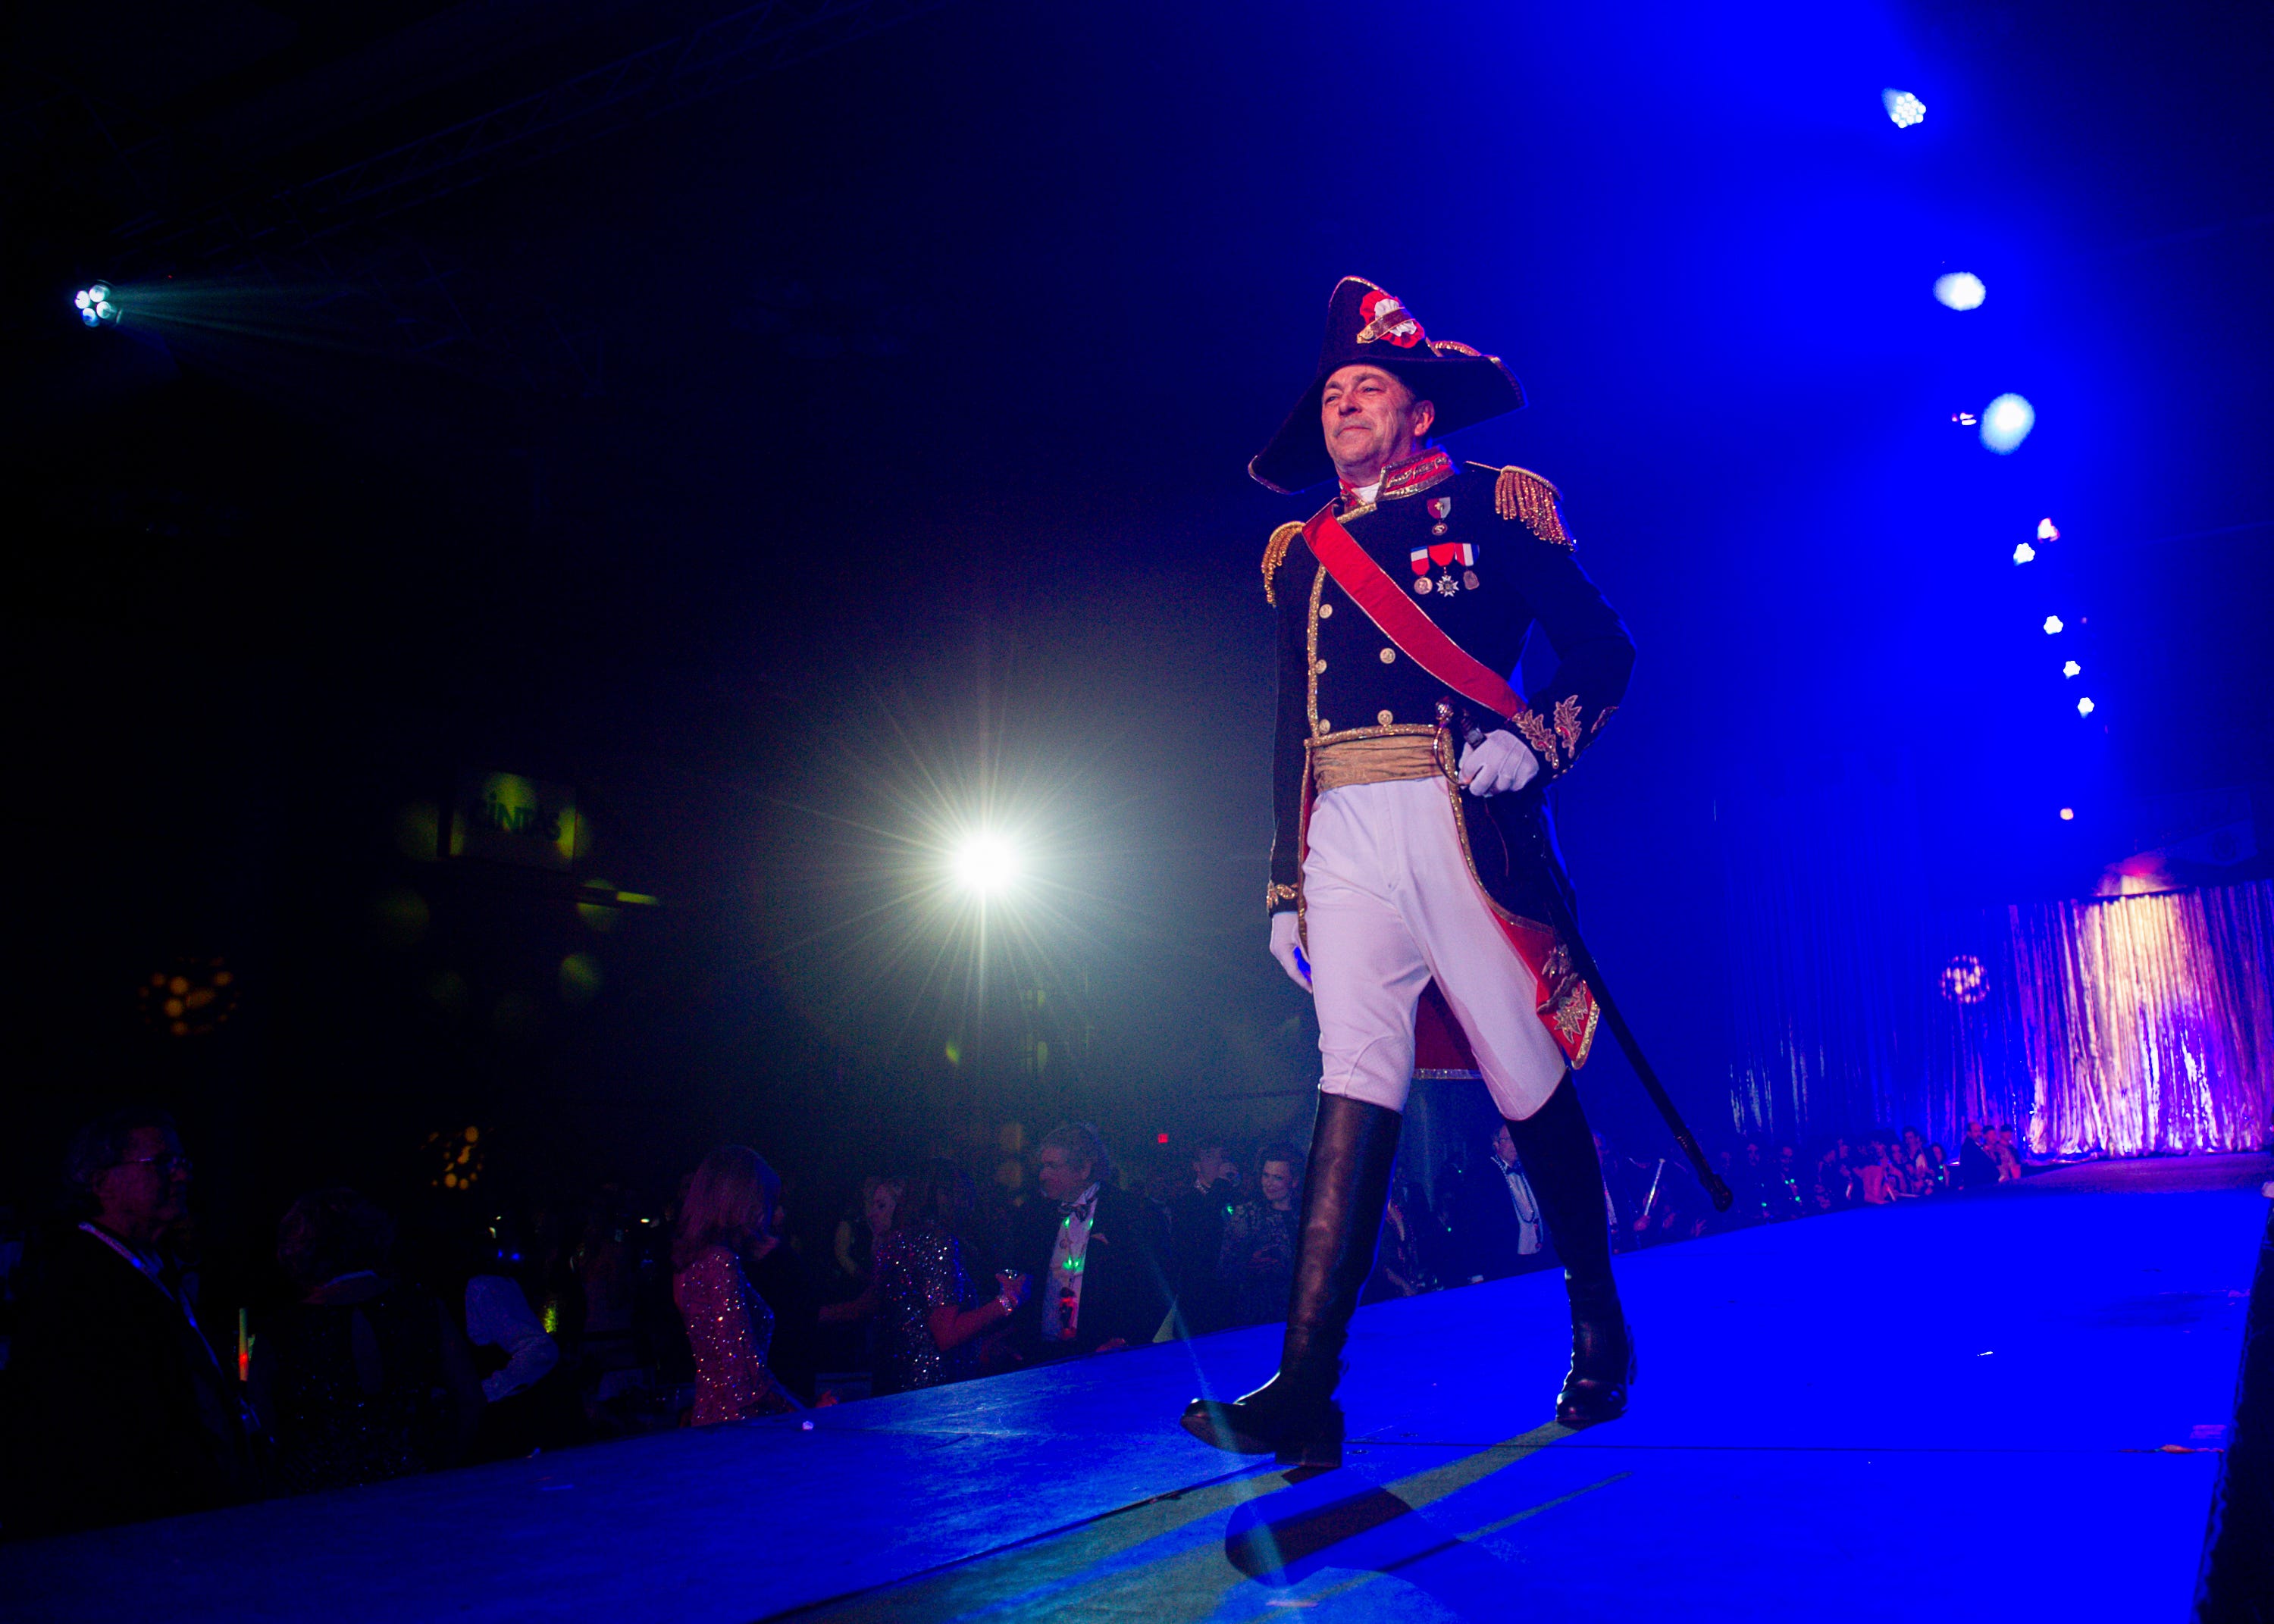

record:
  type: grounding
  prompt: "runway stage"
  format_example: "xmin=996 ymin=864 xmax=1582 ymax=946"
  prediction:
xmin=10 ymin=1156 xmax=2267 ymax=1623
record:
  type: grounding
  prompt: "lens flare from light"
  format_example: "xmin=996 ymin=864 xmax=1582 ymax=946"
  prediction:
xmin=2063 ymin=659 xmax=2081 ymax=677
xmin=2043 ymin=615 xmax=2063 ymax=634
xmin=2013 ymin=542 xmax=2036 ymax=564
xmin=951 ymin=833 xmax=1022 ymax=896
xmin=2077 ymin=696 xmax=2095 ymax=717
xmin=1981 ymin=393 xmax=2036 ymax=453
xmin=1934 ymin=272 xmax=1986 ymax=310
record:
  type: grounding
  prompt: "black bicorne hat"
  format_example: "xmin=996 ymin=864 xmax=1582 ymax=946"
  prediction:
xmin=1248 ymin=277 xmax=1525 ymax=494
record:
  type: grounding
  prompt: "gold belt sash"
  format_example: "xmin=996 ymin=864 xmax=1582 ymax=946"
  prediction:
xmin=1309 ymin=731 xmax=1446 ymax=793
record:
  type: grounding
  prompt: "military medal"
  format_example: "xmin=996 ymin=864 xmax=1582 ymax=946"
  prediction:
xmin=1408 ymin=536 xmax=1475 ymax=599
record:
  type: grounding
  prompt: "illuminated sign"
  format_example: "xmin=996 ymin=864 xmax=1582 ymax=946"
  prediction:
xmin=449 ymin=771 xmax=579 ymax=868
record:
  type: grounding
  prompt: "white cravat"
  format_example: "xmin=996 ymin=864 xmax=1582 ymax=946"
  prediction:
xmin=1351 ymin=480 xmax=1382 ymax=506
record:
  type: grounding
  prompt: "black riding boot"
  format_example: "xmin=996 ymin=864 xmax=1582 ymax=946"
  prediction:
xmin=1505 ymin=1072 xmax=1633 ymax=1428
xmin=1180 ymin=1093 xmax=1402 ymax=1466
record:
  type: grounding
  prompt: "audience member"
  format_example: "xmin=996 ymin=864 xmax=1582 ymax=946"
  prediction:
xmin=462 ymin=1219 xmax=588 ymax=1458
xmin=1856 ymin=1137 xmax=1897 ymax=1204
xmin=4 ymin=1108 xmax=258 ymax=1534
xmin=572 ymin=1191 xmax=645 ymax=1402
xmin=1451 ymin=1122 xmax=1547 ymax=1284
xmin=1167 ymin=1141 xmax=1240 ymax=1335
xmin=1992 ymin=1125 xmax=2026 ymax=1181
xmin=1015 ymin=1123 xmax=1169 ymax=1356
xmin=1364 ymin=1180 xmax=1434 ymax=1301
xmin=1900 ymin=1128 xmax=1934 ymax=1195
xmin=832 ymin=1175 xmax=901 ymax=1288
xmin=1767 ymin=1145 xmax=1808 ymax=1220
xmin=872 ymin=1159 xmax=1027 ymax=1395
xmin=251 ymin=1188 xmax=484 ymax=1494
xmin=1958 ymin=1122 xmax=1998 ymax=1189
xmin=671 ymin=1147 xmax=800 ymax=1424
xmin=1218 ymin=1144 xmax=1302 ymax=1325
xmin=1813 ymin=1140 xmax=1856 ymax=1210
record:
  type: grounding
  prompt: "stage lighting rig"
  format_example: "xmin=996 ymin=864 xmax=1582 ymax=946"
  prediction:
xmin=1933 ymin=272 xmax=1985 ymax=310
xmin=1882 ymin=89 xmax=1926 ymax=128
xmin=73 ymin=283 xmax=120 ymax=327
xmin=1980 ymin=393 xmax=2036 ymax=453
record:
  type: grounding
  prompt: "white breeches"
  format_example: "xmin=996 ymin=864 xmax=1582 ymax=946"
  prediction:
xmin=1303 ymin=777 xmax=1568 ymax=1122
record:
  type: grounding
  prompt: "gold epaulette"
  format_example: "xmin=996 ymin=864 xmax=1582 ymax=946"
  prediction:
xmin=1495 ymin=465 xmax=1574 ymax=548
xmin=1261 ymin=521 xmax=1303 ymax=604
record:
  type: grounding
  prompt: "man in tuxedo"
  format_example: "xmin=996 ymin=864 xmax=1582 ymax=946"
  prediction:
xmin=1452 ymin=1120 xmax=1550 ymax=1284
xmin=5 ymin=1108 xmax=258 ymax=1534
xmin=1168 ymin=1140 xmax=1241 ymax=1335
xmin=1013 ymin=1122 xmax=1169 ymax=1358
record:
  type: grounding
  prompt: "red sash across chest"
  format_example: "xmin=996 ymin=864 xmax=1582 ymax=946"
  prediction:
xmin=1300 ymin=505 xmax=1527 ymax=722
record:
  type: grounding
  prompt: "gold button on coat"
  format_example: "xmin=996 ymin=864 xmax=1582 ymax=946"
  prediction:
xmin=1377 ymin=709 xmax=1395 ymax=726
xmin=1318 ymin=602 xmax=1333 ymax=618
xmin=1314 ymin=659 xmax=1328 ymax=674
xmin=1316 ymin=718 xmax=1332 ymax=735
xmin=1379 ymin=648 xmax=1395 ymax=664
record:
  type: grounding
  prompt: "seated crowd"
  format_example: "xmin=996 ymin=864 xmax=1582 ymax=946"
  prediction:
xmin=0 ymin=1103 xmax=2032 ymax=1537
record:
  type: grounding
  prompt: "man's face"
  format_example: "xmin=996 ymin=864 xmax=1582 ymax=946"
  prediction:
xmin=1491 ymin=1125 xmax=1518 ymax=1166
xmin=1258 ymin=1159 xmax=1295 ymax=1206
xmin=93 ymin=1124 xmax=191 ymax=1243
xmin=1035 ymin=1145 xmax=1093 ymax=1205
xmin=1320 ymin=365 xmax=1433 ymax=479
xmin=1191 ymin=1147 xmax=1229 ymax=1187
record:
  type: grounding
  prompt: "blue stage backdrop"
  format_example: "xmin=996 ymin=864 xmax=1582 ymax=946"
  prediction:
xmin=1717 ymin=753 xmax=2271 ymax=1156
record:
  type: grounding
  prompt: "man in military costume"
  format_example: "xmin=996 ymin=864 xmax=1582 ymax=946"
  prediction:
xmin=1182 ymin=277 xmax=1637 ymax=1466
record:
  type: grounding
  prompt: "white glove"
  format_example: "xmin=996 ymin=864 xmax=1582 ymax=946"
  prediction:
xmin=1458 ymin=728 xmax=1541 ymax=797
xmin=1268 ymin=911 xmax=1312 ymax=993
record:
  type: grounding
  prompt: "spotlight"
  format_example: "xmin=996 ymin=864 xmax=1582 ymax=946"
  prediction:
xmin=1951 ymin=411 xmax=1978 ymax=427
xmin=2012 ymin=542 xmax=2036 ymax=565
xmin=951 ymin=833 xmax=1021 ymax=896
xmin=2063 ymin=659 xmax=2080 ymax=677
xmin=72 ymin=283 xmax=119 ymax=327
xmin=2059 ymin=808 xmax=2075 ymax=821
xmin=2037 ymin=518 xmax=2059 ymax=541
xmin=2077 ymin=696 xmax=2095 ymax=716
xmin=1883 ymin=88 xmax=1927 ymax=128
xmin=2043 ymin=615 xmax=2063 ymax=634
xmin=1980 ymin=393 xmax=2036 ymax=453
xmin=1933 ymin=272 xmax=1986 ymax=310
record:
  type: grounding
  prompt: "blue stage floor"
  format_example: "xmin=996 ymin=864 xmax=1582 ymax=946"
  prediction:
xmin=9 ymin=1156 xmax=2267 ymax=1623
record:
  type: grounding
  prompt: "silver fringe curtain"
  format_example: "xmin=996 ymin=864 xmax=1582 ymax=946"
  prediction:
xmin=1931 ymin=883 xmax=2274 ymax=1157
xmin=1720 ymin=768 xmax=2272 ymax=1155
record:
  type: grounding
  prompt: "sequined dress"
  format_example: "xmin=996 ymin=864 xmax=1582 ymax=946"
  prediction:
xmin=871 ymin=1222 xmax=983 ymax=1396
xmin=673 ymin=1244 xmax=797 ymax=1425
